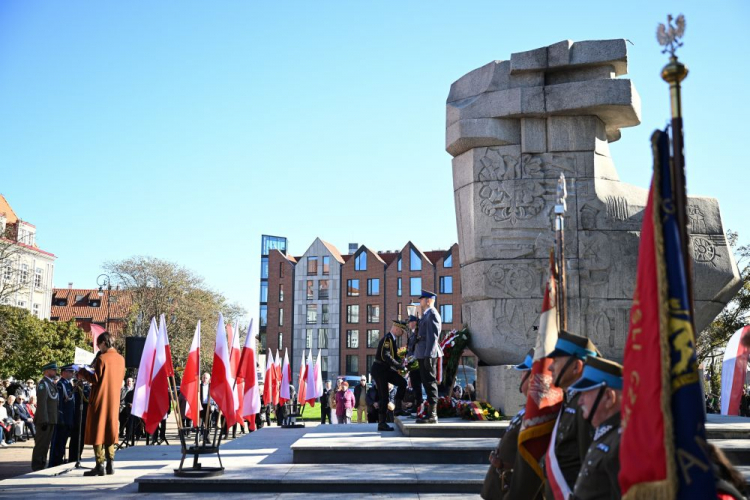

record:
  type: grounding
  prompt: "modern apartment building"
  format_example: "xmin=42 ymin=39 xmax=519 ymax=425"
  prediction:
xmin=259 ymin=235 xmax=288 ymax=350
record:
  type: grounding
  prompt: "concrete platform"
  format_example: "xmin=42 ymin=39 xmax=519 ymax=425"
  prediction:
xmin=395 ymin=416 xmax=509 ymax=438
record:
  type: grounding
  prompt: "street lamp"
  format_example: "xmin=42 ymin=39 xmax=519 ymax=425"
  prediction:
xmin=97 ymin=273 xmax=112 ymax=333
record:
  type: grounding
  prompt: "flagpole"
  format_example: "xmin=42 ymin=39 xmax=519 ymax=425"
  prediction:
xmin=554 ymin=173 xmax=568 ymax=331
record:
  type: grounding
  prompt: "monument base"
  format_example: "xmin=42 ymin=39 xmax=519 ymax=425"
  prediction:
xmin=476 ymin=365 xmax=526 ymax=416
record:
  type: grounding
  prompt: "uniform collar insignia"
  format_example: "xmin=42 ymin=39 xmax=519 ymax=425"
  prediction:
xmin=594 ymin=424 xmax=613 ymax=441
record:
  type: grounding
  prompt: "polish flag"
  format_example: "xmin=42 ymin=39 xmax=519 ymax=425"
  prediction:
xmin=297 ymin=349 xmax=308 ymax=406
xmin=180 ymin=321 xmax=201 ymax=425
xmin=273 ymin=350 xmax=281 ymax=406
xmin=210 ymin=313 xmax=238 ymax=428
xmin=279 ymin=349 xmax=292 ymax=403
xmin=721 ymin=326 xmax=750 ymax=415
xmin=91 ymin=324 xmax=106 ymax=354
xmin=159 ymin=314 xmax=175 ymax=378
xmin=314 ymin=349 xmax=324 ymax=399
xmin=227 ymin=323 xmax=243 ymax=425
xmin=305 ymin=349 xmax=317 ymax=406
xmin=238 ymin=319 xmax=260 ymax=429
xmin=131 ymin=318 xmax=159 ymax=422
xmin=142 ymin=316 xmax=170 ymax=434
xmin=263 ymin=350 xmax=276 ymax=408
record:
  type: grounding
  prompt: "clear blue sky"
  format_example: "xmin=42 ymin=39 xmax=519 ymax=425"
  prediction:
xmin=1 ymin=1 xmax=747 ymax=316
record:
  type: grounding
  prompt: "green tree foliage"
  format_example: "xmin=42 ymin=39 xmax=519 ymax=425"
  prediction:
xmin=0 ymin=305 xmax=88 ymax=380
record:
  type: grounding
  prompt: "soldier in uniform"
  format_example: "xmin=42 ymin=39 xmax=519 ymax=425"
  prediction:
xmin=31 ymin=362 xmax=59 ymax=471
xmin=405 ymin=315 xmax=422 ymax=415
xmin=481 ymin=348 xmax=533 ymax=500
xmin=371 ymin=319 xmax=408 ymax=432
xmin=544 ymin=331 xmax=599 ymax=500
xmin=69 ymin=378 xmax=90 ymax=462
xmin=49 ymin=365 xmax=76 ymax=467
xmin=569 ymin=357 xmax=623 ymax=500
xmin=415 ymin=290 xmax=442 ymax=424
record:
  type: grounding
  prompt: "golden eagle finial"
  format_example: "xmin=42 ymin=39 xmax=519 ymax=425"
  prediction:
xmin=657 ymin=14 xmax=686 ymax=57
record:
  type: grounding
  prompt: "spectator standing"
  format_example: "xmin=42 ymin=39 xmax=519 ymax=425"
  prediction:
xmin=353 ymin=376 xmax=368 ymax=423
xmin=119 ymin=377 xmax=134 ymax=437
xmin=320 ymin=380 xmax=332 ymax=424
xmin=32 ymin=362 xmax=59 ymax=470
xmin=365 ymin=381 xmax=379 ymax=423
xmin=329 ymin=379 xmax=342 ymax=424
xmin=335 ymin=382 xmax=355 ymax=424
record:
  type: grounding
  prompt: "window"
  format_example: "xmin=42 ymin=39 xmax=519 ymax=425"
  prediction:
xmin=367 ymin=278 xmax=380 ymax=296
xmin=355 ymin=251 xmax=367 ymax=271
xmin=367 ymin=330 xmax=380 ymax=348
xmin=19 ymin=264 xmax=28 ymax=284
xmin=346 ymin=355 xmax=359 ymax=375
xmin=278 ymin=333 xmax=283 ymax=350
xmin=34 ymin=268 xmax=43 ymax=288
xmin=347 ymin=279 xmax=360 ymax=297
xmin=322 ymin=304 xmax=330 ymax=324
xmin=279 ymin=284 xmax=284 ymax=302
xmin=321 ymin=356 xmax=328 ymax=373
xmin=322 ymin=256 xmax=330 ymax=275
xmin=260 ymin=305 xmax=268 ymax=327
xmin=260 ymin=282 xmax=269 ymax=303
xmin=367 ymin=305 xmax=380 ymax=323
xmin=346 ymin=330 xmax=359 ymax=349
xmin=397 ymin=256 xmax=402 ymax=272
xmin=440 ymin=304 xmax=453 ymax=323
xmin=280 ymin=262 xmax=285 ymax=278
xmin=439 ymin=276 xmax=453 ymax=294
xmin=306 ymin=280 xmax=314 ymax=300
xmin=306 ymin=329 xmax=313 ymax=349
xmin=444 ymin=253 xmax=453 ymax=268
xmin=16 ymin=300 xmax=26 ymax=308
xmin=279 ymin=308 xmax=284 ymax=326
xmin=318 ymin=280 xmax=329 ymax=299
xmin=89 ymin=300 xmax=101 ymax=308
xmin=261 ymin=235 xmax=287 ymax=255
xmin=2 ymin=264 xmax=11 ymax=282
xmin=54 ymin=298 xmax=67 ymax=307
xmin=397 ymin=278 xmax=402 ymax=297
xmin=318 ymin=328 xmax=328 ymax=349
xmin=306 ymin=304 xmax=317 ymax=324
xmin=32 ymin=303 xmax=41 ymax=318
xmin=366 ymin=355 xmax=375 ymax=373
xmin=260 ymin=257 xmax=269 ymax=279
xmin=347 ymin=305 xmax=359 ymax=323
xmin=308 ymin=256 xmax=318 ymax=275
xmin=410 ymin=248 xmax=422 ymax=271
xmin=410 ymin=277 xmax=422 ymax=296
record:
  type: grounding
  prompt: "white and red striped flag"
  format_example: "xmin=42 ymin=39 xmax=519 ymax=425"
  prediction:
xmin=314 ymin=349 xmax=323 ymax=400
xmin=180 ymin=321 xmax=202 ymax=424
xmin=210 ymin=313 xmax=238 ymax=428
xmin=721 ymin=326 xmax=750 ymax=415
xmin=305 ymin=349 xmax=317 ymax=406
xmin=159 ymin=314 xmax=176 ymax=378
xmin=239 ymin=319 xmax=260 ymax=429
xmin=297 ymin=348 xmax=308 ymax=406
xmin=279 ymin=349 xmax=292 ymax=404
xmin=131 ymin=318 xmax=159 ymax=424
xmin=263 ymin=349 xmax=276 ymax=407
xmin=141 ymin=316 xmax=171 ymax=434
xmin=227 ymin=322 xmax=243 ymax=425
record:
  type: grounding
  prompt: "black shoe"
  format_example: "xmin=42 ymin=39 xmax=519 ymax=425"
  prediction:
xmin=377 ymin=423 xmax=394 ymax=432
xmin=106 ymin=459 xmax=114 ymax=475
xmin=83 ymin=464 xmax=105 ymax=476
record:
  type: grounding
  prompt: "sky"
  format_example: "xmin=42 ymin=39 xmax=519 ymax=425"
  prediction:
xmin=1 ymin=1 xmax=747 ymax=318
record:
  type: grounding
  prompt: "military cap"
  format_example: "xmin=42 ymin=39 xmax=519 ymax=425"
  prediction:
xmin=569 ymin=357 xmax=623 ymax=393
xmin=391 ymin=319 xmax=407 ymax=330
xmin=547 ymin=331 xmax=598 ymax=360
xmin=61 ymin=364 xmax=76 ymax=372
xmin=419 ymin=289 xmax=437 ymax=300
xmin=41 ymin=362 xmax=58 ymax=372
xmin=513 ymin=348 xmax=535 ymax=371
xmin=407 ymin=315 xmax=419 ymax=323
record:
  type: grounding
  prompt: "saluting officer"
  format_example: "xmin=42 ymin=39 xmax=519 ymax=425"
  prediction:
xmin=49 ymin=365 xmax=76 ymax=467
xmin=569 ymin=357 xmax=624 ymax=500
xmin=31 ymin=362 xmax=59 ymax=471
xmin=544 ymin=331 xmax=599 ymax=500
xmin=406 ymin=315 xmax=423 ymax=415
xmin=371 ymin=320 xmax=408 ymax=432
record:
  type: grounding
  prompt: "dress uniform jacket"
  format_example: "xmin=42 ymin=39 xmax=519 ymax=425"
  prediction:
xmin=414 ymin=307 xmax=442 ymax=359
xmin=544 ymin=391 xmax=594 ymax=499
xmin=79 ymin=349 xmax=126 ymax=445
xmin=571 ymin=413 xmax=621 ymax=500
xmin=481 ymin=408 xmax=525 ymax=500
xmin=57 ymin=378 xmax=75 ymax=427
xmin=35 ymin=376 xmax=59 ymax=426
xmin=375 ymin=332 xmax=402 ymax=370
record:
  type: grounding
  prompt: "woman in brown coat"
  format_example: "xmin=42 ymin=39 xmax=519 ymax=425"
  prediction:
xmin=78 ymin=332 xmax=126 ymax=476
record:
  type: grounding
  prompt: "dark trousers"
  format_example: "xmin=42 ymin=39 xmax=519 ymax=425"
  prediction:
xmin=409 ymin=369 xmax=423 ymax=405
xmin=49 ymin=424 xmax=72 ymax=467
xmin=321 ymin=407 xmax=331 ymax=424
xmin=418 ymin=358 xmax=438 ymax=415
xmin=371 ymin=362 xmax=406 ymax=424
xmin=31 ymin=423 xmax=55 ymax=471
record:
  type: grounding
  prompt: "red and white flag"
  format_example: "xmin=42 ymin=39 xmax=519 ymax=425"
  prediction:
xmin=131 ymin=318 xmax=159 ymax=422
xmin=314 ymin=349 xmax=323 ymax=399
xmin=263 ymin=349 xmax=276 ymax=407
xmin=721 ymin=326 xmax=750 ymax=415
xmin=297 ymin=348 xmax=308 ymax=406
xmin=210 ymin=313 xmax=238 ymax=428
xmin=227 ymin=322 xmax=243 ymax=425
xmin=91 ymin=324 xmax=106 ymax=354
xmin=305 ymin=349 xmax=317 ymax=406
xmin=273 ymin=350 xmax=281 ymax=406
xmin=279 ymin=349 xmax=292 ymax=404
xmin=141 ymin=316 xmax=171 ymax=434
xmin=239 ymin=319 xmax=260 ymax=429
xmin=159 ymin=314 xmax=176 ymax=378
xmin=180 ymin=321 xmax=202 ymax=425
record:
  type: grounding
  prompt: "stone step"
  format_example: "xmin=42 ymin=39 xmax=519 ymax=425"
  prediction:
xmin=395 ymin=416 xmax=509 ymax=438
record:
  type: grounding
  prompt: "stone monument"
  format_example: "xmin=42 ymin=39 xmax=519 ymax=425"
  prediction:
xmin=446 ymin=39 xmax=742 ymax=412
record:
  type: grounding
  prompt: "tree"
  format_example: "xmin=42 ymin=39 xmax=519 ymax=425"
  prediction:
xmin=0 ymin=305 xmax=89 ymax=380
xmin=696 ymin=230 xmax=750 ymax=394
xmin=103 ymin=256 xmax=246 ymax=373
xmin=0 ymin=227 xmax=31 ymax=304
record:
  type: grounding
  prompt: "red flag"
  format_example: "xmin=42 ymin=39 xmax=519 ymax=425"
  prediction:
xmin=159 ymin=314 xmax=175 ymax=378
xmin=279 ymin=349 xmax=292 ymax=404
xmin=142 ymin=317 xmax=170 ymax=434
xmin=210 ymin=313 xmax=237 ymax=428
xmin=297 ymin=349 xmax=308 ymax=406
xmin=263 ymin=350 xmax=276 ymax=408
xmin=238 ymin=319 xmax=260 ymax=430
xmin=305 ymin=349 xmax=317 ymax=407
xmin=180 ymin=321 xmax=201 ymax=424
xmin=91 ymin=324 xmax=105 ymax=354
xmin=227 ymin=323 xmax=243 ymax=425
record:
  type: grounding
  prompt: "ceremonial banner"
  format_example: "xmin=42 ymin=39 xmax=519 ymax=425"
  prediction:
xmin=314 ymin=349 xmax=324 ymax=399
xmin=210 ymin=313 xmax=238 ymax=428
xmin=238 ymin=319 xmax=260 ymax=429
xmin=619 ymin=130 xmax=716 ymax=499
xmin=721 ymin=326 xmax=750 ymax=415
xmin=279 ymin=349 xmax=292 ymax=404
xmin=180 ymin=321 xmax=201 ymax=424
xmin=142 ymin=317 xmax=171 ymax=434
xmin=132 ymin=318 xmax=159 ymax=422
xmin=305 ymin=349 xmax=316 ymax=406
xmin=263 ymin=349 xmax=276 ymax=408
xmin=227 ymin=323 xmax=243 ymax=424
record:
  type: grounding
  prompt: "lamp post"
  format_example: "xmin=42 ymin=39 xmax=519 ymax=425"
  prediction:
xmin=97 ymin=273 xmax=112 ymax=333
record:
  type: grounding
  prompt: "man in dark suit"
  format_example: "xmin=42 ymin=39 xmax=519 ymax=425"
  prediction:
xmin=414 ymin=290 xmax=442 ymax=424
xmin=320 ymin=380 xmax=332 ymax=424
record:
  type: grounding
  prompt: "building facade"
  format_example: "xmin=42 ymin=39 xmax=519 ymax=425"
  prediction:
xmin=50 ymin=286 xmax=133 ymax=338
xmin=0 ymin=195 xmax=56 ymax=319
xmin=261 ymin=235 xmax=470 ymax=381
xmin=259 ymin=235 xmax=288 ymax=351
